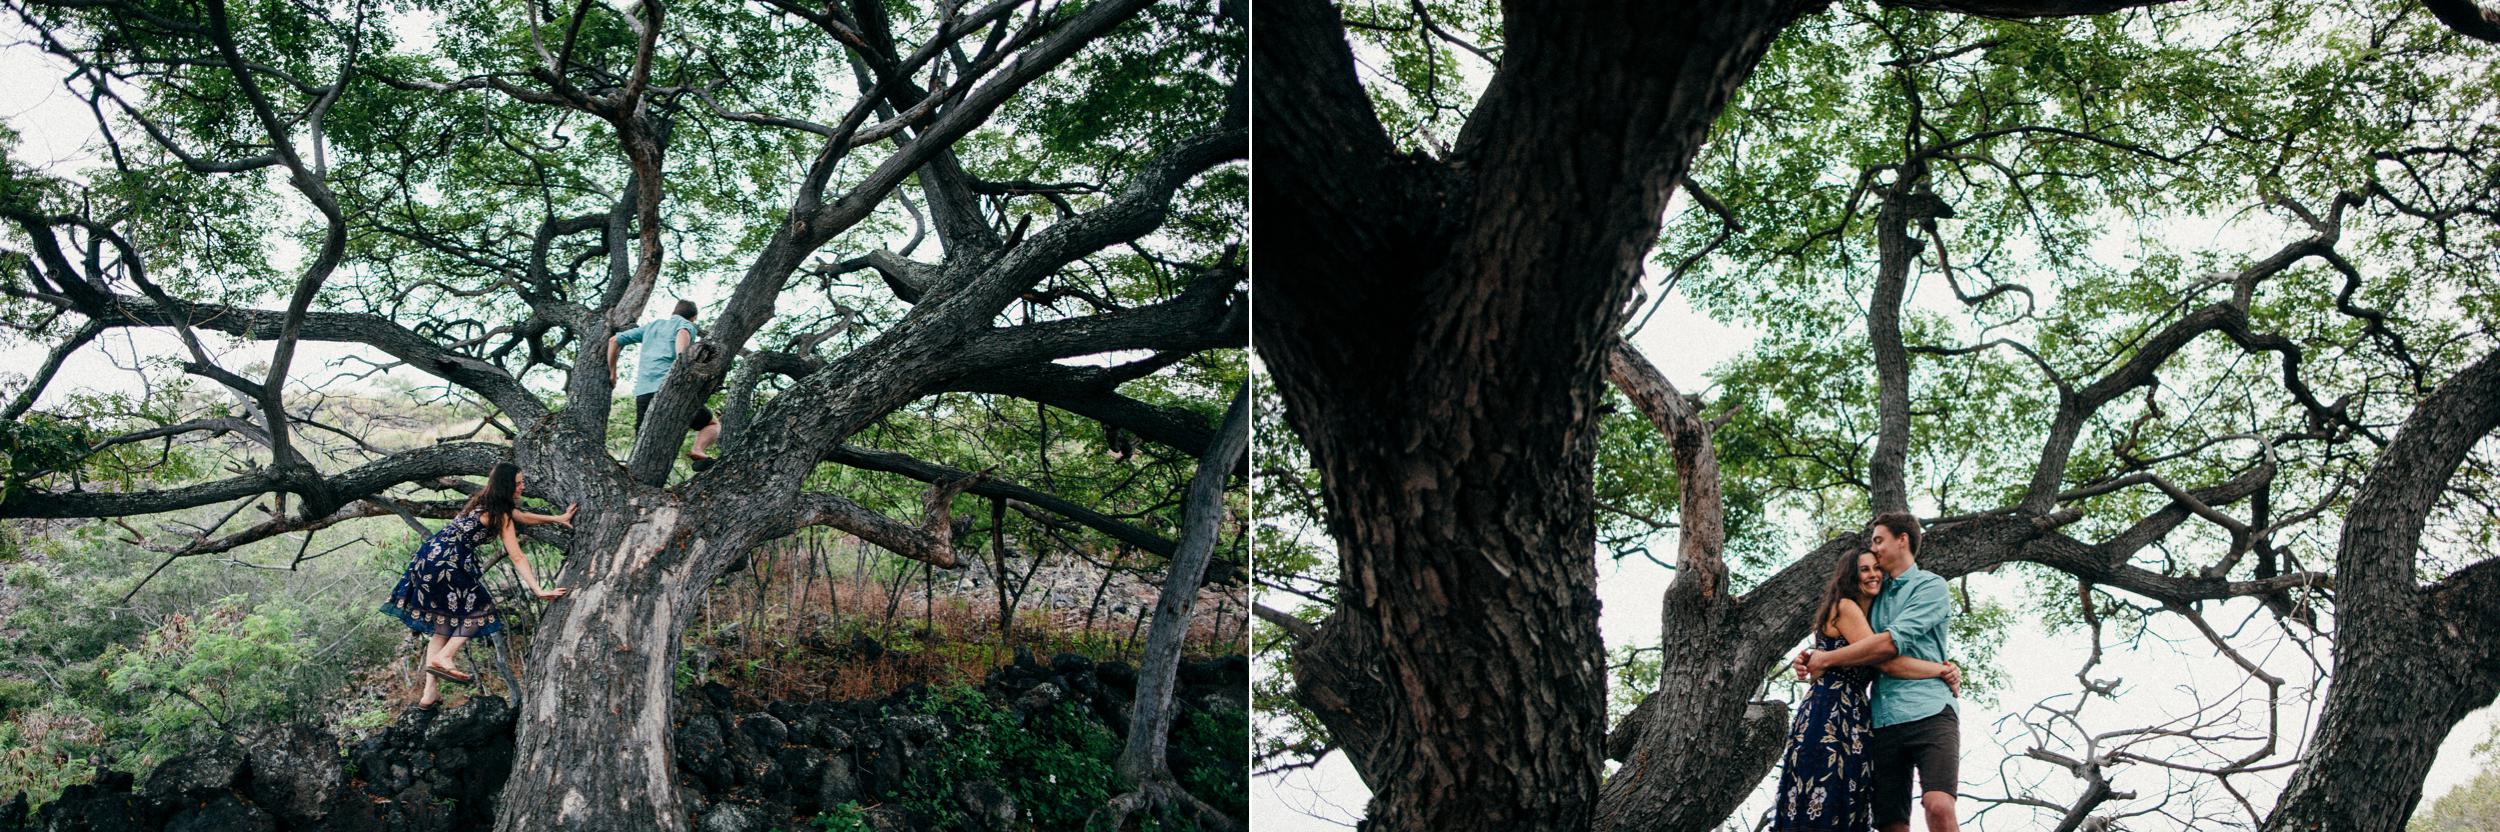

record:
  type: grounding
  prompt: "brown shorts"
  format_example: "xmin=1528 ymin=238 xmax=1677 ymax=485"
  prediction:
xmin=633 ymin=392 xmax=715 ymax=430
xmin=1870 ymin=705 xmax=1959 ymax=826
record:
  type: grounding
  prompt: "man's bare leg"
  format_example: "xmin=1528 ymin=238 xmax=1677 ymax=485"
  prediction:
xmin=1920 ymin=790 xmax=1959 ymax=832
xmin=688 ymin=421 xmax=720 ymax=460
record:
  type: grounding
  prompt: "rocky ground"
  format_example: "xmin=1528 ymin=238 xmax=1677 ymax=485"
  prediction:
xmin=0 ymin=649 xmax=1248 ymax=832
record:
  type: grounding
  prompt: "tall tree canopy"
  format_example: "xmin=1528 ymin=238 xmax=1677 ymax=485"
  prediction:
xmin=1253 ymin=0 xmax=2495 ymax=829
xmin=0 ymin=0 xmax=1245 ymax=829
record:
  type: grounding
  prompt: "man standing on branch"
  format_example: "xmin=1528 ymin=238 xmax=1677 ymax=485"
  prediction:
xmin=1799 ymin=512 xmax=1961 ymax=832
xmin=609 ymin=299 xmax=721 ymax=469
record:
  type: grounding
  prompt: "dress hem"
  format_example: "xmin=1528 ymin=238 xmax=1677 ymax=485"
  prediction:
xmin=379 ymin=601 xmax=504 ymax=639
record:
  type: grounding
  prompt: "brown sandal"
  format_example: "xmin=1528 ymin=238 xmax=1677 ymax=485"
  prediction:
xmin=424 ymin=664 xmax=474 ymax=684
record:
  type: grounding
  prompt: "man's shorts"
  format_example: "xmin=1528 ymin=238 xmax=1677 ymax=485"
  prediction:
xmin=1870 ymin=705 xmax=1959 ymax=826
xmin=633 ymin=392 xmax=716 ymax=430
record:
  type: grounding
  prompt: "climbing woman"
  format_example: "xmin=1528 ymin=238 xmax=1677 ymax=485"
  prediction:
xmin=379 ymin=461 xmax=577 ymax=709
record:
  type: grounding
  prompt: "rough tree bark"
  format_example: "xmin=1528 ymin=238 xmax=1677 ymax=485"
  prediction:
xmin=1255 ymin=0 xmax=1807 ymax=826
xmin=2262 ymin=347 xmax=2500 ymax=832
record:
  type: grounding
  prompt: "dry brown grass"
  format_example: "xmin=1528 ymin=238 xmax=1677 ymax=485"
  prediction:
xmin=371 ymin=536 xmax=1248 ymax=710
xmin=688 ymin=540 xmax=1248 ymax=704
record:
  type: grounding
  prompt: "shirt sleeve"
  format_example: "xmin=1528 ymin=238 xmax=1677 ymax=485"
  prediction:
xmin=614 ymin=322 xmax=647 ymax=346
xmin=1885 ymin=575 xmax=1953 ymax=642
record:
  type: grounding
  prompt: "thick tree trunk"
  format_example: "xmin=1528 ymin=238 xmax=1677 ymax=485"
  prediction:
xmin=1591 ymin=543 xmax=1853 ymax=832
xmin=1255 ymin=1 xmax=1804 ymax=827
xmin=2264 ymin=348 xmax=2500 ymax=832
xmin=2261 ymin=610 xmax=2498 ymax=832
xmin=489 ymin=495 xmax=734 ymax=832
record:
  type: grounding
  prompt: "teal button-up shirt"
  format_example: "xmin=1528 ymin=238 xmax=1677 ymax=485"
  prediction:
xmin=615 ymin=317 xmax=699 ymax=396
xmin=1868 ymin=566 xmax=1955 ymax=729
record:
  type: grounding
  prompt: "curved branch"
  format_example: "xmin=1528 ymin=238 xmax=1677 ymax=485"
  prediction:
xmin=62 ymin=291 xmax=546 ymax=419
xmin=820 ymin=444 xmax=1243 ymax=584
xmin=1606 ymin=340 xmax=1730 ymax=598
xmin=786 ymin=468 xmax=983 ymax=568
xmin=1 ymin=441 xmax=505 ymax=520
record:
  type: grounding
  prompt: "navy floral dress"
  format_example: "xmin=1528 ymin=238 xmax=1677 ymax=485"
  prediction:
xmin=379 ymin=512 xmax=504 ymax=638
xmin=1774 ymin=631 xmax=1875 ymax=831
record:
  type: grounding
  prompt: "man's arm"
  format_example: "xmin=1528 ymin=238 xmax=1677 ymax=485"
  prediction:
xmin=1808 ymin=575 xmax=1953 ymax=674
xmin=609 ymin=324 xmax=643 ymax=388
xmin=674 ymin=326 xmax=692 ymax=357
xmin=1811 ymin=630 xmax=1898 ymax=669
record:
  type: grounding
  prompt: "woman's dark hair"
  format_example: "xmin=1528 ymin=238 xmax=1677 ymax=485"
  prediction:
xmin=1813 ymin=548 xmax=1877 ymax=636
xmin=1869 ymin=511 xmax=1922 ymax=555
xmin=462 ymin=462 xmax=522 ymax=535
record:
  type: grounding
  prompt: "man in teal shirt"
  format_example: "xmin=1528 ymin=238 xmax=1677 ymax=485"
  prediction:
xmin=608 ymin=299 xmax=720 ymax=465
xmin=1802 ymin=512 xmax=1961 ymax=832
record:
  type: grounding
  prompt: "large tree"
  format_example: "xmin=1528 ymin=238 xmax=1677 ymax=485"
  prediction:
xmin=1253 ymin=0 xmax=2496 ymax=830
xmin=0 ymin=0 xmax=1245 ymax=829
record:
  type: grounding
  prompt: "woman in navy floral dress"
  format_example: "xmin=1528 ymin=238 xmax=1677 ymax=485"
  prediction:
xmin=381 ymin=461 xmax=576 ymax=708
xmin=1774 ymin=550 xmax=1959 ymax=831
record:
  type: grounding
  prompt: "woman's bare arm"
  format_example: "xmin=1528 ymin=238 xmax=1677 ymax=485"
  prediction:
xmin=511 ymin=503 xmax=579 ymax=527
xmin=498 ymin=520 xmax=571 ymax=600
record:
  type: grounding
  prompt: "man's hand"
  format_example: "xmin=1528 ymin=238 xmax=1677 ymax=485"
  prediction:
xmin=1804 ymin=650 xmax=1835 ymax=677
xmin=1941 ymin=661 xmax=1962 ymax=697
xmin=1793 ymin=649 xmax=1815 ymax=681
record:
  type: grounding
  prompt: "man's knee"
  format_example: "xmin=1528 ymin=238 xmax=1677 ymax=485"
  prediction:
xmin=1921 ymin=791 xmax=1957 ymax=826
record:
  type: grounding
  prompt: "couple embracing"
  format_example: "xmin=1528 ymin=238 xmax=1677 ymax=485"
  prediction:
xmin=1774 ymin=512 xmax=1963 ymax=832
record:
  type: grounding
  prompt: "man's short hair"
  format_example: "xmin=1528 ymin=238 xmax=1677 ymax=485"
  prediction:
xmin=1869 ymin=511 xmax=1922 ymax=555
xmin=673 ymin=299 xmax=698 ymax=320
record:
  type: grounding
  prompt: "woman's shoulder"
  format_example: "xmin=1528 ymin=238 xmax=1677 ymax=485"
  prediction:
xmin=1817 ymin=598 xmax=1867 ymax=638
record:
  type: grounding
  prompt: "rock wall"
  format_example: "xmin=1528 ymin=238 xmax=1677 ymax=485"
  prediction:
xmin=0 ymin=651 xmax=1247 ymax=832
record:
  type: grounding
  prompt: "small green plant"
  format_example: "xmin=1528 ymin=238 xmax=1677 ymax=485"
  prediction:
xmin=809 ymin=801 xmax=873 ymax=831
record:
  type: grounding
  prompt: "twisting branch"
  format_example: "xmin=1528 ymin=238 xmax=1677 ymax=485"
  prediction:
xmin=1605 ymin=340 xmax=1731 ymax=598
xmin=786 ymin=469 xmax=985 ymax=568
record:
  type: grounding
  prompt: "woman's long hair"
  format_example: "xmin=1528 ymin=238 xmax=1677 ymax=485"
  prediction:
xmin=1812 ymin=546 xmax=1876 ymax=638
xmin=461 ymin=462 xmax=521 ymax=536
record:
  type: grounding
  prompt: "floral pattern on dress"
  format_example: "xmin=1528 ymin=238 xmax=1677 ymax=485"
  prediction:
xmin=1773 ymin=632 xmax=1875 ymax=832
xmin=378 ymin=512 xmax=503 ymax=638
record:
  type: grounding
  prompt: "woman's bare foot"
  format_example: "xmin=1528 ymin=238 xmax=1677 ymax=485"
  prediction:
xmin=424 ymin=661 xmax=473 ymax=683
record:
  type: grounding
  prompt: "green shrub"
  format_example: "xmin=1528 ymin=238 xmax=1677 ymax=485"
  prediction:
xmin=1172 ymin=706 xmax=1247 ymax=819
xmin=900 ymin=684 xmax=1126 ymax=830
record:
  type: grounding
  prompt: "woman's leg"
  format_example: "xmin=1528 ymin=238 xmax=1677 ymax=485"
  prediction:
xmin=418 ymin=634 xmax=449 ymax=704
xmin=430 ymin=635 xmax=471 ymax=672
